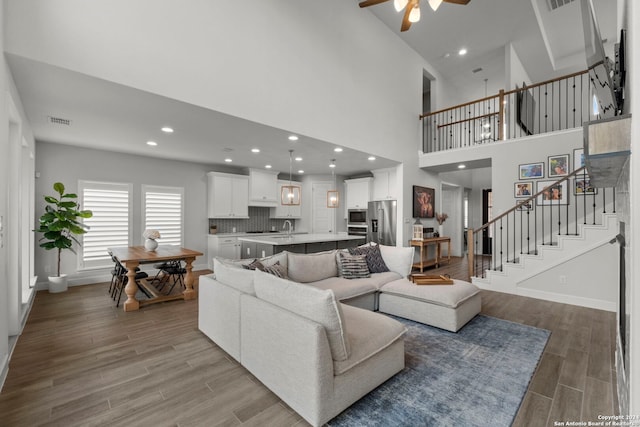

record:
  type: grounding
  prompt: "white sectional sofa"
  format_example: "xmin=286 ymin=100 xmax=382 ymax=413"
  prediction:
xmin=198 ymin=244 xmax=481 ymax=426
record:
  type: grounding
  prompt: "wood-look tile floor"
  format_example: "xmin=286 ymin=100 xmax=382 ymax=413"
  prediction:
xmin=0 ymin=259 xmax=618 ymax=426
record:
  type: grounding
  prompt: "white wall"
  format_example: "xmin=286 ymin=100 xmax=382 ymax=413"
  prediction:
xmin=0 ymin=0 xmax=9 ymax=388
xmin=34 ymin=142 xmax=217 ymax=286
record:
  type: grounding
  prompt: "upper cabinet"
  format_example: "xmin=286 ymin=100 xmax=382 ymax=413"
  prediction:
xmin=249 ymin=168 xmax=279 ymax=207
xmin=372 ymin=167 xmax=398 ymax=201
xmin=344 ymin=177 xmax=373 ymax=209
xmin=270 ymin=180 xmax=302 ymax=218
xmin=207 ymin=172 xmax=249 ymax=218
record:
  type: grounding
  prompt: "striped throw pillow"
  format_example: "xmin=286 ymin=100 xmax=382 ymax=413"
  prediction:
xmin=263 ymin=261 xmax=288 ymax=279
xmin=339 ymin=253 xmax=370 ymax=279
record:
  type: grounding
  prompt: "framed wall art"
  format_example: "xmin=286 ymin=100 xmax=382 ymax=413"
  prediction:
xmin=516 ymin=201 xmax=534 ymax=211
xmin=548 ymin=154 xmax=569 ymax=177
xmin=515 ymin=181 xmax=533 ymax=198
xmin=413 ymin=185 xmax=434 ymax=218
xmin=519 ymin=162 xmax=544 ymax=179
xmin=573 ymin=148 xmax=585 ymax=170
xmin=575 ymin=177 xmax=597 ymax=195
xmin=536 ymin=180 xmax=569 ymax=205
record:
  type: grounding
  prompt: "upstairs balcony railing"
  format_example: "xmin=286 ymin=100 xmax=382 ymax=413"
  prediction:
xmin=421 ymin=70 xmax=598 ymax=152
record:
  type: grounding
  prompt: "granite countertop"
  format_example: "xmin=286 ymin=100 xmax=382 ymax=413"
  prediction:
xmin=237 ymin=233 xmax=366 ymax=246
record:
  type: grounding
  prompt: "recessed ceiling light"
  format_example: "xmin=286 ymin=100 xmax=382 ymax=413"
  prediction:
xmin=458 ymin=164 xmax=466 ymax=169
xmin=224 ymin=158 xmax=232 ymax=163
xmin=146 ymin=141 xmax=157 ymax=146
xmin=161 ymin=127 xmax=174 ymax=133
xmin=288 ymin=135 xmax=299 ymax=141
xmin=298 ymin=170 xmax=304 ymax=174
xmin=265 ymin=164 xmax=272 ymax=169
xmin=368 ymin=156 xmax=376 ymax=161
xmin=458 ymin=48 xmax=467 ymax=56
xmin=251 ymin=148 xmax=260 ymax=153
xmin=295 ymin=157 xmax=303 ymax=161
xmin=334 ymin=147 xmax=343 ymax=152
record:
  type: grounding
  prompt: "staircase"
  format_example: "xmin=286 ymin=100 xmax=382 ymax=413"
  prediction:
xmin=468 ymin=167 xmax=619 ymax=309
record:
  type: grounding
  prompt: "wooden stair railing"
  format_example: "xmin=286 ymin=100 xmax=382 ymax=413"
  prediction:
xmin=467 ymin=166 xmax=616 ymax=280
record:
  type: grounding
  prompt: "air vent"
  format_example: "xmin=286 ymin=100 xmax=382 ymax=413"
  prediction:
xmin=547 ymin=0 xmax=575 ymax=11
xmin=47 ymin=116 xmax=71 ymax=126
xmin=472 ymin=67 xmax=483 ymax=73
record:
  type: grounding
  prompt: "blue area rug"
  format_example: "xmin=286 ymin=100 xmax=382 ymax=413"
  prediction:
xmin=328 ymin=315 xmax=550 ymax=427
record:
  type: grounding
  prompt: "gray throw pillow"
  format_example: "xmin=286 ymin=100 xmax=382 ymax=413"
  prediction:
xmin=348 ymin=244 xmax=389 ymax=273
xmin=339 ymin=253 xmax=370 ymax=279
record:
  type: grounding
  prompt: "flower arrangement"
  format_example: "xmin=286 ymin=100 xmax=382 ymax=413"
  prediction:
xmin=436 ymin=212 xmax=448 ymax=225
xmin=143 ymin=229 xmax=161 ymax=240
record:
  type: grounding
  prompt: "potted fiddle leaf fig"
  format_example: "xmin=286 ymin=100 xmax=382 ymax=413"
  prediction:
xmin=36 ymin=182 xmax=93 ymax=293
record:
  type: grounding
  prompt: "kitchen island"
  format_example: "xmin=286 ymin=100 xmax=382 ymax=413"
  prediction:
xmin=237 ymin=233 xmax=366 ymax=258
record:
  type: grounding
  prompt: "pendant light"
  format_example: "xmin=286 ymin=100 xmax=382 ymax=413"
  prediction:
xmin=327 ymin=159 xmax=339 ymax=208
xmin=281 ymin=149 xmax=301 ymax=205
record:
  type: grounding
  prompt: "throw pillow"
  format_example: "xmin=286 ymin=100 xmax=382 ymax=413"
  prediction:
xmin=349 ymin=244 xmax=389 ymax=273
xmin=263 ymin=261 xmax=288 ymax=279
xmin=243 ymin=259 xmax=266 ymax=271
xmin=339 ymin=253 xmax=370 ymax=279
xmin=213 ymin=257 xmax=256 ymax=295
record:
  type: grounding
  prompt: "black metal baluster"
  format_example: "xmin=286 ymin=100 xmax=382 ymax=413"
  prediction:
xmin=499 ymin=218 xmax=503 ymax=271
xmin=613 ymin=187 xmax=616 ymax=213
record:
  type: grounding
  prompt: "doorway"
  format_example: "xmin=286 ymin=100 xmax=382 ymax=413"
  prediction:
xmin=311 ymin=182 xmax=335 ymax=234
xmin=482 ymin=189 xmax=493 ymax=254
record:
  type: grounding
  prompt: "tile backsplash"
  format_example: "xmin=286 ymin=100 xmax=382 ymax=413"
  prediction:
xmin=209 ymin=207 xmax=295 ymax=233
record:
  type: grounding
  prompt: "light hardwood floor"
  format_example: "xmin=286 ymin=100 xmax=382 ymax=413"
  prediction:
xmin=0 ymin=258 xmax=618 ymax=426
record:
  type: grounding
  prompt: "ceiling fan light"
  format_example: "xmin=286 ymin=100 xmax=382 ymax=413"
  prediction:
xmin=408 ymin=4 xmax=421 ymax=23
xmin=428 ymin=0 xmax=442 ymax=11
xmin=394 ymin=0 xmax=409 ymax=12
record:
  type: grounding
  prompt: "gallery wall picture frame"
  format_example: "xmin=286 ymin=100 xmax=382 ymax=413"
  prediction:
xmin=573 ymin=148 xmax=585 ymax=170
xmin=413 ymin=185 xmax=435 ymax=218
xmin=516 ymin=201 xmax=534 ymax=211
xmin=519 ymin=162 xmax=544 ymax=179
xmin=515 ymin=181 xmax=533 ymax=198
xmin=536 ymin=180 xmax=569 ymax=205
xmin=548 ymin=154 xmax=570 ymax=177
xmin=574 ymin=177 xmax=597 ymax=195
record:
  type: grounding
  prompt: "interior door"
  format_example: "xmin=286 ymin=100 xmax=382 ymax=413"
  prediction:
xmin=312 ymin=182 xmax=333 ymax=233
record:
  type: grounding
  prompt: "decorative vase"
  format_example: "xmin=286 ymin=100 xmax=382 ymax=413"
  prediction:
xmin=145 ymin=238 xmax=158 ymax=251
xmin=48 ymin=274 xmax=68 ymax=293
xmin=438 ymin=224 xmax=444 ymax=237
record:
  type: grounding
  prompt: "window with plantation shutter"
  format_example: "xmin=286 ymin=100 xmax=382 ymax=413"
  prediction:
xmin=142 ymin=185 xmax=184 ymax=246
xmin=79 ymin=181 xmax=133 ymax=269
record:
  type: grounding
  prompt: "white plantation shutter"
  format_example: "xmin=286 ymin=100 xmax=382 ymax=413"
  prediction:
xmin=79 ymin=181 xmax=133 ymax=269
xmin=143 ymin=185 xmax=184 ymax=246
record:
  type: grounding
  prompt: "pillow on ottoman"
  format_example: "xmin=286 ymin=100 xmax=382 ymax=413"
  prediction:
xmin=349 ymin=244 xmax=389 ymax=273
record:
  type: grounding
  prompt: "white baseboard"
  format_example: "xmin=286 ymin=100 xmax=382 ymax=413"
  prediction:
xmin=0 ymin=353 xmax=8 ymax=392
xmin=516 ymin=286 xmax=616 ymax=312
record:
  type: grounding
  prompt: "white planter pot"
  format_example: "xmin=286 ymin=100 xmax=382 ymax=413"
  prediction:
xmin=145 ymin=238 xmax=158 ymax=251
xmin=438 ymin=225 xmax=444 ymax=237
xmin=48 ymin=274 xmax=68 ymax=293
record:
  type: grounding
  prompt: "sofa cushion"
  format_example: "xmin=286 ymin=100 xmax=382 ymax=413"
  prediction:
xmin=253 ymin=270 xmax=350 ymax=361
xmin=287 ymin=251 xmax=338 ymax=283
xmin=349 ymin=244 xmax=389 ymax=273
xmin=333 ymin=304 xmax=406 ymax=375
xmin=213 ymin=257 xmax=256 ymax=295
xmin=381 ymin=278 xmax=480 ymax=308
xmin=311 ymin=277 xmax=378 ymax=301
xmin=379 ymin=244 xmax=415 ymax=277
xmin=263 ymin=261 xmax=288 ymax=279
xmin=260 ymin=251 xmax=288 ymax=270
xmin=339 ymin=253 xmax=370 ymax=279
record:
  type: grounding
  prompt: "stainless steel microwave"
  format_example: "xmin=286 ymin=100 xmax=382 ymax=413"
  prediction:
xmin=348 ymin=209 xmax=367 ymax=225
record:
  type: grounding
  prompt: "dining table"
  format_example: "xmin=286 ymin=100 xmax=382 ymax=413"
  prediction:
xmin=108 ymin=245 xmax=203 ymax=312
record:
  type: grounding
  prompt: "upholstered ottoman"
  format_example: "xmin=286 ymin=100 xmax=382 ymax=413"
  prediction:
xmin=378 ymin=278 xmax=481 ymax=332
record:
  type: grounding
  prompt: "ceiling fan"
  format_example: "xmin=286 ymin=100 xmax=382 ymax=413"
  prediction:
xmin=359 ymin=0 xmax=470 ymax=32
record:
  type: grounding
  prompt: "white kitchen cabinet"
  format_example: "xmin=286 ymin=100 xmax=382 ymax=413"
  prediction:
xmin=372 ymin=167 xmax=398 ymax=200
xmin=208 ymin=235 xmax=241 ymax=269
xmin=344 ymin=177 xmax=372 ymax=209
xmin=207 ymin=172 xmax=249 ymax=218
xmin=249 ymin=168 xmax=279 ymax=207
xmin=270 ymin=180 xmax=302 ymax=218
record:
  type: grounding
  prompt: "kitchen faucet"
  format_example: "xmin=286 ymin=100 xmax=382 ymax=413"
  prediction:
xmin=283 ymin=220 xmax=293 ymax=236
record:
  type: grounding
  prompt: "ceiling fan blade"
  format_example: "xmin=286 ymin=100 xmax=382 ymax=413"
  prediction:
xmin=443 ymin=0 xmax=470 ymax=4
xmin=359 ymin=0 xmax=391 ymax=7
xmin=401 ymin=0 xmax=419 ymax=32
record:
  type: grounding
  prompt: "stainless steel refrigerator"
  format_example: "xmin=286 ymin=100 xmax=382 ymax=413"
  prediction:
xmin=367 ymin=200 xmax=397 ymax=246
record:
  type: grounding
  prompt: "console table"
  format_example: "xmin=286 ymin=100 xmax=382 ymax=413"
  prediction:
xmin=409 ymin=237 xmax=451 ymax=272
